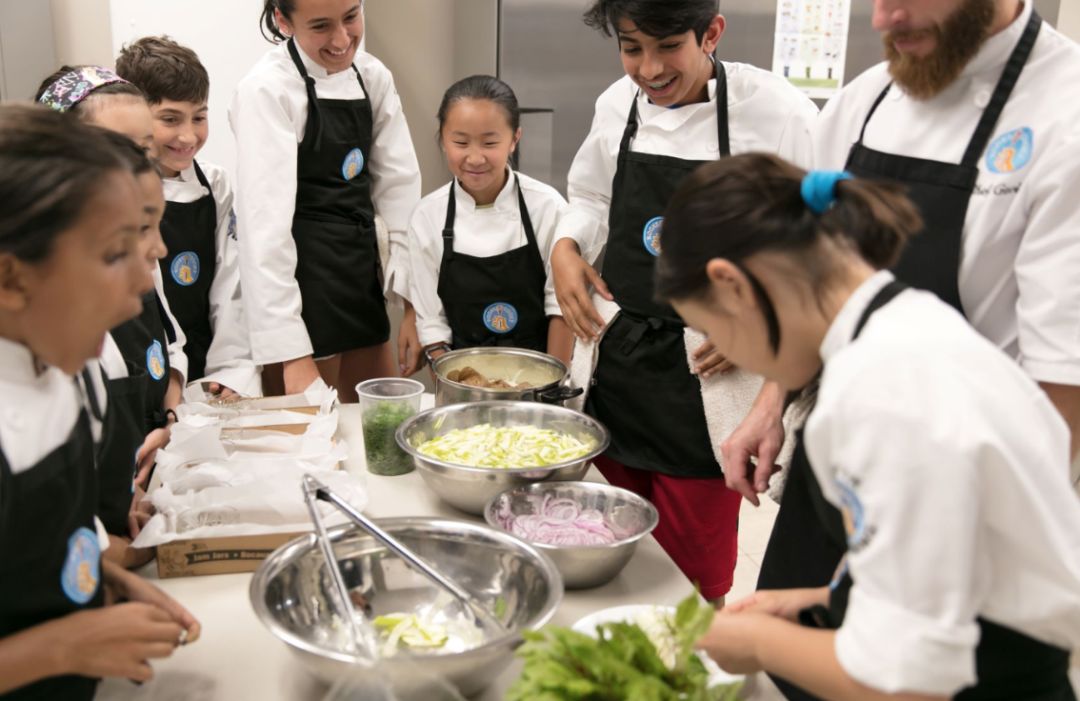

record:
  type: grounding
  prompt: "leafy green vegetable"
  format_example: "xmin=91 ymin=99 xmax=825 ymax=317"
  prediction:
xmin=507 ymin=593 xmax=743 ymax=701
xmin=362 ymin=401 xmax=416 ymax=476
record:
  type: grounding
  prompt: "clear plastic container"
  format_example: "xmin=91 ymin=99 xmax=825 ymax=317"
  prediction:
xmin=357 ymin=378 xmax=424 ymax=476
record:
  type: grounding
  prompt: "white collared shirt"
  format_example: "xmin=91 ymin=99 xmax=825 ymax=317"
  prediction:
xmin=812 ymin=2 xmax=1080 ymax=386
xmin=163 ymin=162 xmax=261 ymax=398
xmin=229 ymin=42 xmax=421 ymax=364
xmin=559 ymin=61 xmax=819 ymax=261
xmin=804 ymin=271 xmax=1080 ymax=695
xmin=407 ymin=169 xmax=566 ymax=346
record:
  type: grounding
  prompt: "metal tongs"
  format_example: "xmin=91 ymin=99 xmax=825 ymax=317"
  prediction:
xmin=301 ymin=475 xmax=506 ymax=652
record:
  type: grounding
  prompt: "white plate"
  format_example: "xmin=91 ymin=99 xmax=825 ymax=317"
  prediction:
xmin=572 ymin=604 xmax=743 ymax=687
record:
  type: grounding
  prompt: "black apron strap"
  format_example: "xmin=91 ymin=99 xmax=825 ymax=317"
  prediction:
xmin=961 ymin=10 xmax=1042 ymax=166
xmin=513 ymin=174 xmax=545 ymax=273
xmin=853 ymin=279 xmax=907 ymax=338
xmin=287 ymin=38 xmax=324 ymax=151
xmin=441 ymin=180 xmax=458 ymax=263
xmin=155 ymin=292 xmax=177 ymax=345
xmin=78 ymin=368 xmax=105 ymax=424
xmin=856 ymin=84 xmax=893 ymax=144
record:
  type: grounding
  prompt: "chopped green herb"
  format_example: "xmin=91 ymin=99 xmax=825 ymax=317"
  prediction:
xmin=362 ymin=401 xmax=416 ymax=476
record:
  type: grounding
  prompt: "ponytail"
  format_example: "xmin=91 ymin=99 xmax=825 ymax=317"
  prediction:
xmin=260 ymin=0 xmax=296 ymax=43
xmin=656 ymin=152 xmax=921 ymax=352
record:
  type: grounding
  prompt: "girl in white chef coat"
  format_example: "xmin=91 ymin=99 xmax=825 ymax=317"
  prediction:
xmin=409 ymin=75 xmax=572 ymax=366
xmin=0 ymin=104 xmax=199 ymax=699
xmin=655 ymin=152 xmax=1080 ymax=701
xmin=231 ymin=0 xmax=423 ymax=402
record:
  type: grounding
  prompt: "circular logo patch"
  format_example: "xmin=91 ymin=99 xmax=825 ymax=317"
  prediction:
xmin=170 ymin=251 xmax=200 ymax=286
xmin=146 ymin=340 xmax=166 ymax=381
xmin=483 ymin=302 xmax=519 ymax=334
xmin=642 ymin=216 xmax=663 ymax=257
xmin=342 ymin=148 xmax=365 ymax=181
xmin=61 ymin=527 xmax=100 ymax=604
xmin=986 ymin=127 xmax=1033 ymax=174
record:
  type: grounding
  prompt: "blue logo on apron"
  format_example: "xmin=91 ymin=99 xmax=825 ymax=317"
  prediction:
xmin=147 ymin=340 xmax=166 ymax=381
xmin=342 ymin=148 xmax=365 ymax=181
xmin=835 ymin=475 xmax=873 ymax=551
xmin=170 ymin=251 xmax=200 ymax=286
xmin=642 ymin=216 xmax=663 ymax=257
xmin=986 ymin=127 xmax=1033 ymax=174
xmin=483 ymin=302 xmax=519 ymax=334
xmin=61 ymin=527 xmax=100 ymax=604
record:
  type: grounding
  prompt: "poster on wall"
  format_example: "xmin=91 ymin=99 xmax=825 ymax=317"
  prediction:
xmin=772 ymin=0 xmax=852 ymax=99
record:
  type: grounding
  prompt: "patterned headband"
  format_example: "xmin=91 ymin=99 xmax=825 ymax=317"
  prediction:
xmin=38 ymin=66 xmax=130 ymax=113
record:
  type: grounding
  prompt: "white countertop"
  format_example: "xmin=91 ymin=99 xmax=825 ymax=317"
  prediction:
xmin=95 ymin=402 xmax=696 ymax=701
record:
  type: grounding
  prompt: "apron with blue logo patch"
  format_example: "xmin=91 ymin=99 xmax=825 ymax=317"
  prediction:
xmin=109 ymin=291 xmax=173 ymax=431
xmin=845 ymin=11 xmax=1041 ymax=314
xmin=436 ymin=175 xmax=547 ymax=351
xmin=0 ymin=370 xmax=105 ymax=700
xmin=586 ymin=58 xmax=728 ymax=477
xmin=159 ymin=160 xmax=217 ymax=381
xmin=286 ymin=38 xmax=388 ymax=358
xmin=768 ymin=281 xmax=1074 ymax=701
xmin=94 ymin=359 xmax=147 ymax=536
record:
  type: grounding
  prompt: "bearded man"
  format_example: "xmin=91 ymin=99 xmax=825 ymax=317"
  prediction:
xmin=725 ymin=2 xmax=1080 ymax=699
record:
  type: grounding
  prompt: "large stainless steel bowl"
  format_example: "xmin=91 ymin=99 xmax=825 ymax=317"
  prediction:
xmin=249 ymin=518 xmax=563 ymax=697
xmin=396 ymin=401 xmax=610 ymax=515
xmin=484 ymin=481 xmax=659 ymax=589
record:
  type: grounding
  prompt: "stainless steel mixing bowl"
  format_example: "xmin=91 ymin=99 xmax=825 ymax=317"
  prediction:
xmin=249 ymin=517 xmax=563 ymax=696
xmin=484 ymin=481 xmax=659 ymax=589
xmin=395 ymin=401 xmax=610 ymax=515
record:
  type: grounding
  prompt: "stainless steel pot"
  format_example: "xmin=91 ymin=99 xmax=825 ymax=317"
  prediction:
xmin=431 ymin=347 xmax=582 ymax=407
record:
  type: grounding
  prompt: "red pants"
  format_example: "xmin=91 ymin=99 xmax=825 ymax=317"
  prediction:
xmin=594 ymin=455 xmax=742 ymax=599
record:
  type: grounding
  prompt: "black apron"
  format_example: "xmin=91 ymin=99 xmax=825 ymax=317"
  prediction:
xmin=159 ymin=160 xmax=217 ymax=381
xmin=287 ymin=39 xmax=388 ymax=358
xmin=436 ymin=175 xmax=547 ymax=352
xmin=845 ymin=11 xmax=1042 ymax=314
xmin=109 ymin=292 xmax=173 ymax=432
xmin=759 ymin=17 xmax=1045 ymax=699
xmin=94 ymin=360 xmax=147 ymax=536
xmin=0 ymin=370 xmax=106 ymax=700
xmin=786 ymin=281 xmax=1074 ymax=701
xmin=585 ymin=59 xmax=730 ymax=477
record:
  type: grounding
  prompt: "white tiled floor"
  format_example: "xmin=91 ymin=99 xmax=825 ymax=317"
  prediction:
xmin=729 ymin=496 xmax=780 ymax=602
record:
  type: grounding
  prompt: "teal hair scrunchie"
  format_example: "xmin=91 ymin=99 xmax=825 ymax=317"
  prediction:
xmin=801 ymin=170 xmax=853 ymax=214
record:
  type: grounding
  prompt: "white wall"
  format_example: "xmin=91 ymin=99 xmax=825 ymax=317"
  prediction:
xmin=49 ymin=0 xmax=112 ymax=68
xmin=108 ymin=0 xmax=271 ymax=176
xmin=1059 ymin=0 xmax=1080 ymax=40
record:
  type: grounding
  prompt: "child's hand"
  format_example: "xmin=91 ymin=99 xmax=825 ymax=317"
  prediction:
xmin=208 ymin=382 xmax=237 ymax=399
xmin=695 ymin=611 xmax=767 ymax=675
xmin=397 ymin=302 xmax=423 ymax=376
xmin=103 ymin=561 xmax=201 ymax=644
xmin=551 ymin=238 xmax=611 ymax=341
xmin=128 ymin=486 xmax=154 ymax=539
xmin=52 ymin=602 xmax=186 ymax=683
xmin=724 ymin=588 xmax=829 ymax=622
xmin=283 ymin=356 xmax=321 ymax=395
xmin=134 ymin=427 xmax=171 ymax=488
xmin=692 ymin=339 xmax=734 ymax=378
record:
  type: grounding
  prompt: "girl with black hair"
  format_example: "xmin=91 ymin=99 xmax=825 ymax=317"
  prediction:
xmin=656 ymin=152 xmax=1080 ymax=701
xmin=0 ymin=104 xmax=199 ymax=698
xmin=230 ymin=0 xmax=422 ymax=401
xmin=408 ymin=75 xmax=572 ymax=365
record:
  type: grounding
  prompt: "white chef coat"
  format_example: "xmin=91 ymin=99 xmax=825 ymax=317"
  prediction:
xmin=229 ymin=41 xmax=421 ymax=365
xmin=99 ymin=272 xmax=188 ymax=386
xmin=164 ymin=162 xmax=262 ymax=398
xmin=407 ymin=168 xmax=566 ymax=347
xmin=812 ymin=1 xmax=1080 ymax=386
xmin=559 ymin=62 xmax=818 ymax=261
xmin=805 ymin=271 xmax=1080 ymax=695
xmin=0 ymin=338 xmax=112 ymax=548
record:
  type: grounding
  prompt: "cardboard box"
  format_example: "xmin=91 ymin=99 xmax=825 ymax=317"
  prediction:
xmin=156 ymin=531 xmax=304 ymax=578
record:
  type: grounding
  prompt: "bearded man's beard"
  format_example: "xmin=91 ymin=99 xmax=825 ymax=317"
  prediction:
xmin=884 ymin=0 xmax=997 ymax=100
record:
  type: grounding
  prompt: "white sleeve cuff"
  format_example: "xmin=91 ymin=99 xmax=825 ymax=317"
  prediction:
xmin=250 ymin=324 xmax=314 ymax=365
xmin=836 ymin=586 xmax=980 ymax=696
xmin=1020 ymin=358 xmax=1080 ymax=388
xmin=556 ymin=211 xmax=604 ymax=264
